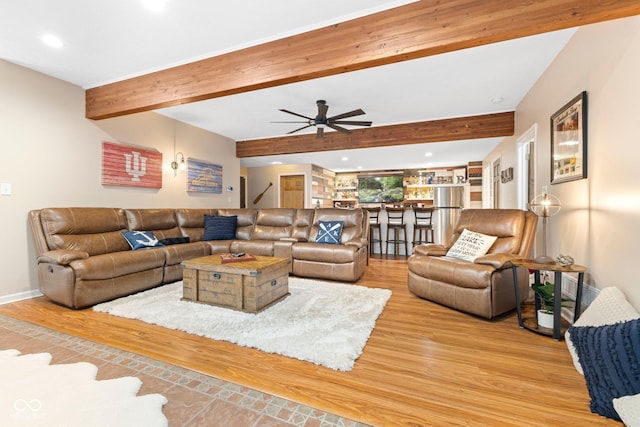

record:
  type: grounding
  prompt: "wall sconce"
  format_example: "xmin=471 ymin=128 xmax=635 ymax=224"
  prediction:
xmin=171 ymin=152 xmax=186 ymax=177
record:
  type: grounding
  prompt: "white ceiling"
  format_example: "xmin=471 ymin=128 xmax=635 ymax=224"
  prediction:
xmin=0 ymin=0 xmax=577 ymax=172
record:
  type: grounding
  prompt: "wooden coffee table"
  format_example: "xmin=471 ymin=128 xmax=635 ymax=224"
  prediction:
xmin=181 ymin=255 xmax=290 ymax=313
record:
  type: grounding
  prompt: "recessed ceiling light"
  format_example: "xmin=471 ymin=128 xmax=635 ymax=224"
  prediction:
xmin=141 ymin=0 xmax=168 ymax=12
xmin=357 ymin=166 xmax=363 ymax=170
xmin=42 ymin=34 xmax=63 ymax=49
xmin=491 ymin=97 xmax=505 ymax=104
xmin=424 ymin=152 xmax=433 ymax=157
xmin=271 ymin=161 xmax=283 ymax=165
xmin=342 ymin=157 xmax=349 ymax=161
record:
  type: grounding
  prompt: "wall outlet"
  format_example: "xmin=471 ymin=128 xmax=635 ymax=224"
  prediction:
xmin=542 ymin=185 xmax=548 ymax=194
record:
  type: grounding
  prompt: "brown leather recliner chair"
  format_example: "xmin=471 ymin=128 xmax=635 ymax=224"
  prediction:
xmin=407 ymin=209 xmax=537 ymax=319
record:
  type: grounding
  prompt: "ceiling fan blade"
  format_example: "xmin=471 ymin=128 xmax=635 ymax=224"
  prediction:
xmin=316 ymin=127 xmax=324 ymax=138
xmin=317 ymin=100 xmax=328 ymax=120
xmin=327 ymin=123 xmax=352 ymax=134
xmin=328 ymin=108 xmax=365 ymax=121
xmin=332 ymin=120 xmax=372 ymax=127
xmin=287 ymin=124 xmax=314 ymax=134
xmin=271 ymin=121 xmax=310 ymax=123
xmin=279 ymin=109 xmax=313 ymax=120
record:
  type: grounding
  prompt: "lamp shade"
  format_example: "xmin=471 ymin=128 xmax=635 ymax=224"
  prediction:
xmin=530 ymin=193 xmax=561 ymax=218
xmin=529 ymin=192 xmax=561 ymax=264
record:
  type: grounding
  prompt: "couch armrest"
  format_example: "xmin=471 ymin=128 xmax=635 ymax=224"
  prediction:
xmin=345 ymin=238 xmax=366 ymax=248
xmin=413 ymin=244 xmax=448 ymax=256
xmin=37 ymin=249 xmax=89 ymax=266
xmin=474 ymin=253 xmax=519 ymax=269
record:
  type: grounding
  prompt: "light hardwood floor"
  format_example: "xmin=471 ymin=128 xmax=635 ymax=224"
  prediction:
xmin=0 ymin=257 xmax=616 ymax=426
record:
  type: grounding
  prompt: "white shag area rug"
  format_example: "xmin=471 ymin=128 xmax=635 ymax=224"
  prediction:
xmin=0 ymin=350 xmax=167 ymax=427
xmin=94 ymin=278 xmax=392 ymax=371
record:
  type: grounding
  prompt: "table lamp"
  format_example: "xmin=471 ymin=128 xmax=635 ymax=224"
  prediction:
xmin=529 ymin=191 xmax=561 ymax=263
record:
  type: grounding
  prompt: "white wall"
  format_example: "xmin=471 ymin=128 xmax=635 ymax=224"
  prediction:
xmin=247 ymin=164 xmax=313 ymax=208
xmin=0 ymin=59 xmax=240 ymax=300
xmin=485 ymin=15 xmax=640 ymax=307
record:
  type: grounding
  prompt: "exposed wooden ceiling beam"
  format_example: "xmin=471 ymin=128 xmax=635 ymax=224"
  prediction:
xmin=85 ymin=0 xmax=640 ymax=120
xmin=235 ymin=112 xmax=514 ymax=158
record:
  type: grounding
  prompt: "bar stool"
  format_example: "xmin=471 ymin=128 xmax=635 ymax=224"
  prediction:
xmin=364 ymin=207 xmax=383 ymax=262
xmin=385 ymin=207 xmax=408 ymax=257
xmin=412 ymin=207 xmax=435 ymax=253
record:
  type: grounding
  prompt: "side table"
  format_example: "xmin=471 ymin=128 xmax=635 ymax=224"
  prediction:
xmin=511 ymin=259 xmax=587 ymax=341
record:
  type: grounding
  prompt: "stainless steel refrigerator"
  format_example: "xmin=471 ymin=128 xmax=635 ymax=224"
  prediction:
xmin=433 ymin=186 xmax=464 ymax=246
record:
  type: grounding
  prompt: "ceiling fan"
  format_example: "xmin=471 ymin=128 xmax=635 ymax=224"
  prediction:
xmin=273 ymin=99 xmax=372 ymax=138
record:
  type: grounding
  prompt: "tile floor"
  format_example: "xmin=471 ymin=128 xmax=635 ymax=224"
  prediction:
xmin=0 ymin=314 xmax=369 ymax=427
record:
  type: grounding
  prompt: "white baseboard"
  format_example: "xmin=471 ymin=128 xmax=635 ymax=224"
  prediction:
xmin=0 ymin=289 xmax=43 ymax=305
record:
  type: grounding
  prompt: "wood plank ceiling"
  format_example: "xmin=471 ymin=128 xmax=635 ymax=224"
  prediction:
xmin=85 ymin=0 xmax=640 ymax=158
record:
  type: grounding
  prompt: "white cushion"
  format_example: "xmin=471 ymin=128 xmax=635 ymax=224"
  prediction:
xmin=446 ymin=228 xmax=497 ymax=262
xmin=613 ymin=393 xmax=640 ymax=427
xmin=565 ymin=287 xmax=640 ymax=375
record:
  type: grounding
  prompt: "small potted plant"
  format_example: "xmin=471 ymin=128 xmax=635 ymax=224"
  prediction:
xmin=531 ymin=282 xmax=573 ymax=329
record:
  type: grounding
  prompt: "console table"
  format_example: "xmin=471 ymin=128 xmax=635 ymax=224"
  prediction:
xmin=511 ymin=259 xmax=587 ymax=341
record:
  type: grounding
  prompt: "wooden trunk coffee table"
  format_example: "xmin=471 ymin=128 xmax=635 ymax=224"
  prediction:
xmin=181 ymin=255 xmax=290 ymax=313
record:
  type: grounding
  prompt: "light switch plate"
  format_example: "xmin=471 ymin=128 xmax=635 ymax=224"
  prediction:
xmin=0 ymin=183 xmax=11 ymax=195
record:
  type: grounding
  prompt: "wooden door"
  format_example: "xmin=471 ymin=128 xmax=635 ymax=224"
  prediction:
xmin=492 ymin=158 xmax=501 ymax=208
xmin=280 ymin=175 xmax=305 ymax=208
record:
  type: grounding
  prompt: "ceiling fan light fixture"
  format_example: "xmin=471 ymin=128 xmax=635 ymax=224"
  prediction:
xmin=274 ymin=99 xmax=372 ymax=138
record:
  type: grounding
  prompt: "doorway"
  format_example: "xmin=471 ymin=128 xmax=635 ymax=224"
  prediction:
xmin=492 ymin=157 xmax=501 ymax=208
xmin=279 ymin=175 xmax=305 ymax=208
xmin=240 ymin=176 xmax=246 ymax=208
xmin=517 ymin=124 xmax=537 ymax=210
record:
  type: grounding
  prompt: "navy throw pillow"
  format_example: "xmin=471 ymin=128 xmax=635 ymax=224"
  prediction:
xmin=122 ymin=231 xmax=163 ymax=250
xmin=315 ymin=221 xmax=344 ymax=244
xmin=568 ymin=318 xmax=640 ymax=420
xmin=158 ymin=236 xmax=190 ymax=245
xmin=203 ymin=215 xmax=237 ymax=240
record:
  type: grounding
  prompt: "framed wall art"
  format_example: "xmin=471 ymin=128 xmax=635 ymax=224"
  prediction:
xmin=186 ymin=158 xmax=223 ymax=193
xmin=550 ymin=91 xmax=587 ymax=184
xmin=101 ymin=141 xmax=162 ymax=188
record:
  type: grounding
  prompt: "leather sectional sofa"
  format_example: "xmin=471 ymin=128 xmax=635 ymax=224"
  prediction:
xmin=28 ymin=207 xmax=369 ymax=309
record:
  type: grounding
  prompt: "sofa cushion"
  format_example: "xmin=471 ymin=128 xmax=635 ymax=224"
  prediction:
xmin=124 ymin=208 xmax=177 ymax=230
xmin=566 ymin=287 xmax=640 ymax=374
xmin=217 ymin=209 xmax=257 ymax=240
xmin=315 ymin=221 xmax=343 ymax=244
xmin=251 ymin=209 xmax=296 ymax=240
xmin=292 ymin=242 xmax=359 ymax=263
xmin=291 ymin=209 xmax=315 ymax=241
xmin=123 ymin=208 xmax=183 ymax=241
xmin=40 ymin=207 xmax=130 ymax=255
xmin=69 ymin=249 xmax=165 ymax=280
xmin=568 ymin=318 xmax=640 ymax=421
xmin=452 ymin=209 xmax=526 ymax=255
xmin=175 ymin=208 xmax=218 ymax=242
xmin=229 ymin=240 xmax=274 ymax=257
xmin=408 ymin=254 xmax=494 ymax=289
xmin=161 ymin=241 xmax=210 ymax=265
xmin=203 ymin=215 xmax=237 ymax=240
xmin=446 ymin=228 xmax=497 ymax=262
xmin=122 ymin=231 xmax=163 ymax=250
